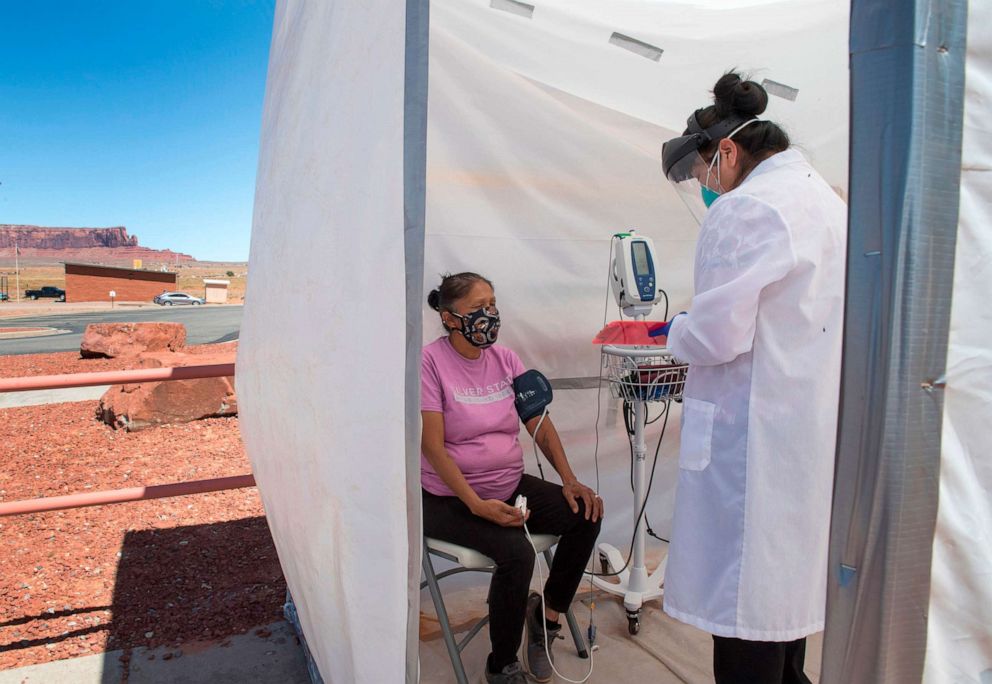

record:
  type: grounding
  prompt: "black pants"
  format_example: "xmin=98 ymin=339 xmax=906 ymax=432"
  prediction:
xmin=423 ymin=474 xmax=601 ymax=671
xmin=712 ymin=635 xmax=811 ymax=684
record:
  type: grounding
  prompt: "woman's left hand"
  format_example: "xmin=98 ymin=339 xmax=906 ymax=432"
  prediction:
xmin=562 ymin=480 xmax=604 ymax=523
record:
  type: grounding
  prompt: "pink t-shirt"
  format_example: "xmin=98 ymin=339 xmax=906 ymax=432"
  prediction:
xmin=421 ymin=336 xmax=526 ymax=501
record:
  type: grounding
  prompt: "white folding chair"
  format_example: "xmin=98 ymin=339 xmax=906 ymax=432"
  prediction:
xmin=421 ymin=535 xmax=589 ymax=684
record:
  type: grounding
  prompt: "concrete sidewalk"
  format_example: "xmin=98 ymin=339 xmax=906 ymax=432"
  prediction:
xmin=420 ymin=582 xmax=824 ymax=683
xmin=0 ymin=575 xmax=825 ymax=683
xmin=0 ymin=302 xmax=160 ymax=320
xmin=0 ymin=328 xmax=69 ymax=340
xmin=0 ymin=622 xmax=310 ymax=684
xmin=0 ymin=385 xmax=110 ymax=409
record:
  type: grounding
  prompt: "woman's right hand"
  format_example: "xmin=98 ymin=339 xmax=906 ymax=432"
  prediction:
xmin=471 ymin=499 xmax=529 ymax=527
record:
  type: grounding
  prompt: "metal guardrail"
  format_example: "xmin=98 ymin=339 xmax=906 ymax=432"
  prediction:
xmin=0 ymin=362 xmax=236 ymax=393
xmin=0 ymin=475 xmax=256 ymax=517
xmin=0 ymin=361 xmax=251 ymax=517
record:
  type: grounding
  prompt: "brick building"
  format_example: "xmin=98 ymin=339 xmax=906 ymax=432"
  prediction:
xmin=64 ymin=263 xmax=177 ymax=303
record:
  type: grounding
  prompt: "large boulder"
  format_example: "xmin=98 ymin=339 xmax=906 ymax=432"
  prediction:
xmin=80 ymin=322 xmax=187 ymax=359
xmin=98 ymin=350 xmax=236 ymax=432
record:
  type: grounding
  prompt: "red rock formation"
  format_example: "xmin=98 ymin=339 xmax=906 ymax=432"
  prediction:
xmin=80 ymin=322 xmax=188 ymax=359
xmin=0 ymin=225 xmax=195 ymax=263
xmin=97 ymin=349 xmax=237 ymax=431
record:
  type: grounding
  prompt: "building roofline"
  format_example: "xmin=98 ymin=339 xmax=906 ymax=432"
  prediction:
xmin=63 ymin=262 xmax=176 ymax=275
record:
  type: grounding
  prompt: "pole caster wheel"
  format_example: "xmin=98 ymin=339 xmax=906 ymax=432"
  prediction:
xmin=599 ymin=552 xmax=610 ymax=575
xmin=627 ymin=613 xmax=640 ymax=635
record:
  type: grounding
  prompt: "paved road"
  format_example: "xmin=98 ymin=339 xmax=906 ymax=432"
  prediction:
xmin=0 ymin=305 xmax=243 ymax=356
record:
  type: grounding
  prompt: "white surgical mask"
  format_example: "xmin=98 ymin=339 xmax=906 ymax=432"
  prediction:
xmin=702 ymin=118 xmax=763 ymax=200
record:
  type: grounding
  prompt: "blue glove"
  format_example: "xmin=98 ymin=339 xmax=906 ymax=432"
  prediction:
xmin=648 ymin=312 xmax=686 ymax=338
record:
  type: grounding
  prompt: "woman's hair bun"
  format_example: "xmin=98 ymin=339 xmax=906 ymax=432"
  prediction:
xmin=713 ymin=71 xmax=768 ymax=119
xmin=427 ymin=289 xmax=441 ymax=311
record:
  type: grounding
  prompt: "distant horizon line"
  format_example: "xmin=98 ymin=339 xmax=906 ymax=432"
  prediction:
xmin=0 ymin=257 xmax=249 ymax=265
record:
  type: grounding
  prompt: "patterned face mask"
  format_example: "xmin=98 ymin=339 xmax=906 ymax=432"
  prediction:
xmin=448 ymin=306 xmax=500 ymax=348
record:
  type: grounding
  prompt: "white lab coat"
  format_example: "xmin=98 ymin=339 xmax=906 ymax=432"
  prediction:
xmin=664 ymin=148 xmax=846 ymax=641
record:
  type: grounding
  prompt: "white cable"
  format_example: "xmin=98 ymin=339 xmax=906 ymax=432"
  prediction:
xmin=521 ymin=411 xmax=595 ymax=683
xmin=523 ymin=520 xmax=595 ymax=684
xmin=532 ymin=407 xmax=549 ymax=479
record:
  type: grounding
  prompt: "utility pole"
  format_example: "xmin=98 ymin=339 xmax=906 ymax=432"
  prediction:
xmin=14 ymin=238 xmax=19 ymax=303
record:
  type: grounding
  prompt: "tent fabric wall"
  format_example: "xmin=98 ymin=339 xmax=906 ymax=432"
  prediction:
xmin=237 ymin=1 xmax=422 ymax=682
xmin=424 ymin=0 xmax=849 ymax=573
xmin=923 ymin=1 xmax=992 ymax=680
xmin=823 ymin=2 xmax=967 ymax=683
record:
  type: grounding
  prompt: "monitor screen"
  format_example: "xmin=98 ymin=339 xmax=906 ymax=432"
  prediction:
xmin=632 ymin=241 xmax=650 ymax=274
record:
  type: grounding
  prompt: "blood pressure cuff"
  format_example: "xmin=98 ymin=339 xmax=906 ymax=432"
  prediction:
xmin=513 ymin=370 xmax=553 ymax=423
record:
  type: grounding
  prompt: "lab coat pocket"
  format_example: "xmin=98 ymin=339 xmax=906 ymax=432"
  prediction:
xmin=679 ymin=398 xmax=715 ymax=471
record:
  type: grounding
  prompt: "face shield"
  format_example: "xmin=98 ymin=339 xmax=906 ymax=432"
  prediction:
xmin=661 ymin=111 xmax=751 ymax=224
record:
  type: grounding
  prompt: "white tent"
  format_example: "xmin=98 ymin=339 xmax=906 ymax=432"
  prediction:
xmin=236 ymin=0 xmax=990 ymax=682
xmin=925 ymin=3 xmax=992 ymax=677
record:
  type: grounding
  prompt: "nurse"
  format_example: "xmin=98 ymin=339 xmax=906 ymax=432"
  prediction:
xmin=655 ymin=72 xmax=846 ymax=683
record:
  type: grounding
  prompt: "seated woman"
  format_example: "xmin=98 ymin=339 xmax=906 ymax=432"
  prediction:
xmin=421 ymin=272 xmax=603 ymax=684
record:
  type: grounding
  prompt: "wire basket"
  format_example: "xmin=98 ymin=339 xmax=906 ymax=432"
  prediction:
xmin=601 ymin=346 xmax=688 ymax=403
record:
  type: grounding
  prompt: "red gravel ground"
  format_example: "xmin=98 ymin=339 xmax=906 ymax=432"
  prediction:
xmin=0 ymin=347 xmax=286 ymax=671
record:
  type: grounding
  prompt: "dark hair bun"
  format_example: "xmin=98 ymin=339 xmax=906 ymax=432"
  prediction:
xmin=427 ymin=289 xmax=441 ymax=311
xmin=713 ymin=71 xmax=768 ymax=119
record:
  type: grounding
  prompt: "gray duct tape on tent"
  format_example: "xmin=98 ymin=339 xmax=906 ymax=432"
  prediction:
xmin=608 ymin=33 xmax=664 ymax=62
xmin=284 ymin=592 xmax=325 ymax=684
xmin=490 ymin=0 xmax=535 ymax=19
xmin=405 ymin=0 xmax=430 ymax=682
xmin=823 ymin=1 xmax=967 ymax=683
xmin=761 ymin=79 xmax=799 ymax=102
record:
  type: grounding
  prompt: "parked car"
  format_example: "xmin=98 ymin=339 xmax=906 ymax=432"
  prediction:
xmin=154 ymin=292 xmax=205 ymax=306
xmin=0 ymin=292 xmax=8 ymax=302
xmin=25 ymin=286 xmax=65 ymax=301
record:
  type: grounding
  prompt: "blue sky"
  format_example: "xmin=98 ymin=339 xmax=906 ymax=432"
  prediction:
xmin=0 ymin=1 xmax=275 ymax=262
